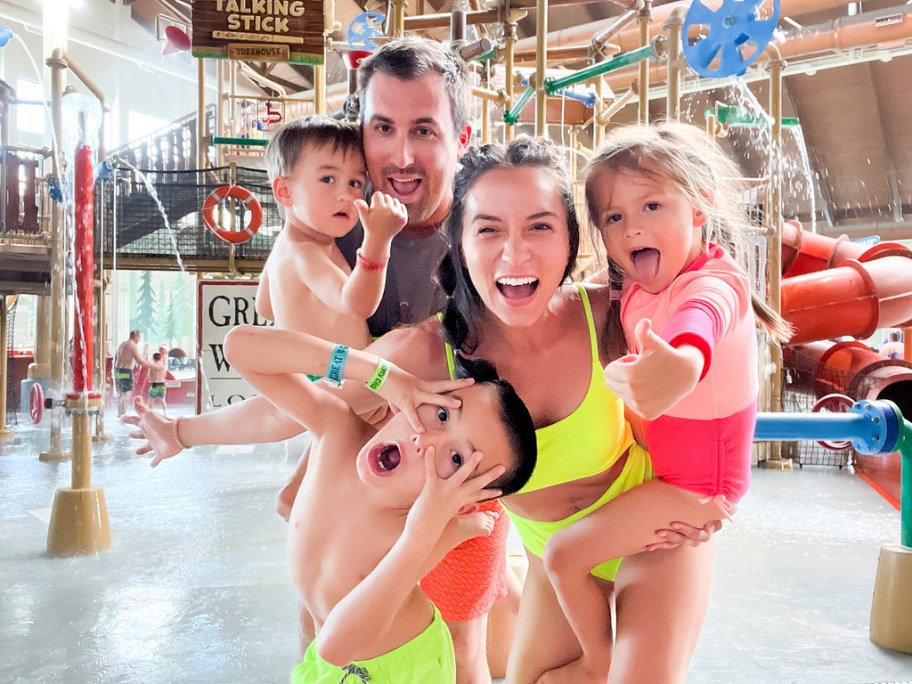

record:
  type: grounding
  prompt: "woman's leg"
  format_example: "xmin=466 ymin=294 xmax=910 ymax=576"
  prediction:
xmin=543 ymin=480 xmax=720 ymax=678
xmin=506 ymin=553 xmax=592 ymax=684
xmin=610 ymin=540 xmax=716 ymax=684
xmin=486 ymin=561 xmax=523 ymax=679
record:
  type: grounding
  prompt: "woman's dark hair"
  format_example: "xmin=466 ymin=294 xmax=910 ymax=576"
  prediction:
xmin=440 ymin=137 xmax=580 ymax=353
xmin=454 ymin=356 xmax=537 ymax=497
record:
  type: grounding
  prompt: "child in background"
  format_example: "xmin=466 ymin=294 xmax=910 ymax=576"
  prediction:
xmin=147 ymin=351 xmax=168 ymax=416
xmin=881 ymin=330 xmax=904 ymax=360
xmin=543 ymin=122 xmax=792 ymax=680
xmin=256 ymin=116 xmax=408 ymax=348
xmin=212 ymin=323 xmax=536 ymax=683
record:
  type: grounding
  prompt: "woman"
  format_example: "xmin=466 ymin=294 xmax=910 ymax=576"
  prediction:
xmin=380 ymin=138 xmax=717 ymax=683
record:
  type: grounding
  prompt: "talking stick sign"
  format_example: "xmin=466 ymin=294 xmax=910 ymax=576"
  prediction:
xmin=191 ymin=0 xmax=324 ymax=64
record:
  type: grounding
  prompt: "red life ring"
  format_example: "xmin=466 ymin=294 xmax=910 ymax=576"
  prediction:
xmin=202 ymin=185 xmax=263 ymax=244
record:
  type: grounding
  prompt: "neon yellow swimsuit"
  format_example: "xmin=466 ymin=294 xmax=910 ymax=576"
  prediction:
xmin=441 ymin=284 xmax=653 ymax=581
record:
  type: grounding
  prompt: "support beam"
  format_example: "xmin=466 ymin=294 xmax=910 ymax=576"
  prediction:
xmin=867 ymin=63 xmax=905 ymax=224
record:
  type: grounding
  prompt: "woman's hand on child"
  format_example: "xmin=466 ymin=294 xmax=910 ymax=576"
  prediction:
xmin=603 ymin=318 xmax=702 ymax=420
xmin=405 ymin=447 xmax=505 ymax=538
xmin=645 ymin=519 xmax=722 ymax=551
xmin=378 ymin=364 xmax=475 ymax=432
xmin=123 ymin=397 xmax=182 ymax=466
xmin=354 ymin=191 xmax=408 ymax=242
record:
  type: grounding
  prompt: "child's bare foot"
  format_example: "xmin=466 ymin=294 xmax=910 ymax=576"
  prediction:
xmin=453 ymin=509 xmax=499 ymax=545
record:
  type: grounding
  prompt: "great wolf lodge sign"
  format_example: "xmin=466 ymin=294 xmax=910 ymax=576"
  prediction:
xmin=197 ymin=280 xmax=273 ymax=414
xmin=191 ymin=0 xmax=324 ymax=64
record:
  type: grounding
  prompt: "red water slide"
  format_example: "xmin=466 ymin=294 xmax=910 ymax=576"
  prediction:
xmin=779 ymin=223 xmax=912 ymax=504
xmin=780 ymin=223 xmax=912 ymax=345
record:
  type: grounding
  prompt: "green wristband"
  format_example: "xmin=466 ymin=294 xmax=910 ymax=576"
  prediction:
xmin=365 ymin=358 xmax=392 ymax=393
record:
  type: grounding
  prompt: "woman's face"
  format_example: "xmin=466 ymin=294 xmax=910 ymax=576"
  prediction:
xmin=460 ymin=167 xmax=571 ymax=328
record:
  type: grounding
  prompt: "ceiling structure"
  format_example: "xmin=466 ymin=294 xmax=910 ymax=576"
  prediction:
xmin=124 ymin=0 xmax=912 ymax=241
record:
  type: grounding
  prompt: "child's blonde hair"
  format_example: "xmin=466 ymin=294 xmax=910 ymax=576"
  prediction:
xmin=584 ymin=121 xmax=791 ymax=343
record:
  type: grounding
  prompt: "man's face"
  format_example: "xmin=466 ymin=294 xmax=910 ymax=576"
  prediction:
xmin=361 ymin=72 xmax=470 ymax=232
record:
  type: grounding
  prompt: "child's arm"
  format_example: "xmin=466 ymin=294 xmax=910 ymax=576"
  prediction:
xmin=224 ymin=325 xmax=469 ymax=435
xmin=340 ymin=191 xmax=408 ymax=318
xmin=603 ymin=318 xmax=704 ymax=420
xmin=316 ymin=447 xmax=505 ymax=666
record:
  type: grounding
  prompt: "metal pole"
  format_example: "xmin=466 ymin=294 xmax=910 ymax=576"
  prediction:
xmin=0 ymin=296 xmax=11 ymax=436
xmin=41 ymin=50 xmax=70 ymax=462
xmin=535 ymin=0 xmax=549 ymax=138
xmin=664 ymin=7 xmax=685 ymax=122
xmin=767 ymin=44 xmax=786 ymax=464
xmin=314 ymin=64 xmax=327 ymax=116
xmin=638 ymin=0 xmax=652 ymax=124
xmin=197 ymin=58 xmax=207 ymax=169
xmin=504 ymin=20 xmax=517 ymax=142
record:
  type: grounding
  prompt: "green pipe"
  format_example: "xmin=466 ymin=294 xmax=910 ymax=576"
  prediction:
xmin=504 ymin=86 xmax=535 ymax=125
xmin=899 ymin=414 xmax=912 ymax=548
xmin=707 ymin=106 xmax=800 ymax=128
xmin=544 ymin=44 xmax=655 ymax=95
xmin=211 ymin=136 xmax=268 ymax=147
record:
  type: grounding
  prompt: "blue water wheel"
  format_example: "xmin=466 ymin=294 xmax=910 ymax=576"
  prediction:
xmin=682 ymin=0 xmax=780 ymax=78
xmin=347 ymin=12 xmax=386 ymax=50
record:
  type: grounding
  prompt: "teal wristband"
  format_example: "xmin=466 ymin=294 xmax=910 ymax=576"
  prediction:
xmin=365 ymin=358 xmax=392 ymax=393
xmin=325 ymin=345 xmax=350 ymax=387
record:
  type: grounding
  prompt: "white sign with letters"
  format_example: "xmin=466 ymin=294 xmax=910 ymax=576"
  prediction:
xmin=196 ymin=280 xmax=272 ymax=414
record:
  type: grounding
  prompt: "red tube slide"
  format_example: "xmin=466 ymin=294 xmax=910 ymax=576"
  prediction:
xmin=781 ymin=246 xmax=912 ymax=345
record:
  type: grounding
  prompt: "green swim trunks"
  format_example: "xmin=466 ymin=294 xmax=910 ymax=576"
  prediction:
xmin=290 ymin=606 xmax=455 ymax=684
xmin=148 ymin=382 xmax=166 ymax=399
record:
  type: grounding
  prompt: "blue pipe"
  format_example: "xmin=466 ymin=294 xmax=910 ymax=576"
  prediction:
xmin=754 ymin=400 xmax=901 ymax=456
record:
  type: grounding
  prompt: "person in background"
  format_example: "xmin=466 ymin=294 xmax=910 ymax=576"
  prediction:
xmin=147 ymin=351 xmax=168 ymax=416
xmin=881 ymin=330 xmax=904 ymax=360
xmin=114 ymin=330 xmax=154 ymax=418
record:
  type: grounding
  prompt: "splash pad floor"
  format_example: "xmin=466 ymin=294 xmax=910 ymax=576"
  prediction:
xmin=1 ymin=407 xmax=910 ymax=683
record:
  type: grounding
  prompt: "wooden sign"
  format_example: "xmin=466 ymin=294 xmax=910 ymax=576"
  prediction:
xmin=191 ymin=0 xmax=324 ymax=65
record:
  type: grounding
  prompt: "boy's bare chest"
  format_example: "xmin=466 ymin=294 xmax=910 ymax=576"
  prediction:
xmin=287 ymin=467 xmax=401 ymax=622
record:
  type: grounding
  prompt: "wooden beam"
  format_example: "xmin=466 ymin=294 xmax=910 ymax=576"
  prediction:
xmin=867 ymin=63 xmax=904 ymax=223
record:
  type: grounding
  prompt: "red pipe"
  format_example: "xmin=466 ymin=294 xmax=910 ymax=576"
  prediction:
xmin=780 ymin=220 xmax=909 ymax=278
xmin=781 ymin=248 xmax=912 ymax=345
xmin=73 ymin=144 xmax=94 ymax=393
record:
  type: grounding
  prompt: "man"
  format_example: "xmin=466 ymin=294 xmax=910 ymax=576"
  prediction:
xmin=114 ymin=330 xmax=153 ymax=417
xmin=129 ymin=39 xmax=505 ymax=684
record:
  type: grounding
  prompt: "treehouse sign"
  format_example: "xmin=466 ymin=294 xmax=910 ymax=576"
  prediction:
xmin=191 ymin=0 xmax=324 ymax=64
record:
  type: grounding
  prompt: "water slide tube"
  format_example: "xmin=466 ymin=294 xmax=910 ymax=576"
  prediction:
xmin=780 ymin=225 xmax=912 ymax=503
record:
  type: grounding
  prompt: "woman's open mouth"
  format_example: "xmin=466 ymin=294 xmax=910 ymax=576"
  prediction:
xmin=368 ymin=442 xmax=402 ymax=475
xmin=496 ymin=276 xmax=539 ymax=300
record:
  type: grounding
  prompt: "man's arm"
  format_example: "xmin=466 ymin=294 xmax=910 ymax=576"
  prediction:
xmin=128 ymin=342 xmax=155 ymax=369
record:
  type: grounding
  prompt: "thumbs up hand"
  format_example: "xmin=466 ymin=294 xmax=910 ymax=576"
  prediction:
xmin=603 ymin=318 xmax=704 ymax=420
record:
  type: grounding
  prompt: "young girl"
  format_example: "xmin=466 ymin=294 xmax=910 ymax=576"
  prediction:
xmin=543 ymin=122 xmax=791 ymax=681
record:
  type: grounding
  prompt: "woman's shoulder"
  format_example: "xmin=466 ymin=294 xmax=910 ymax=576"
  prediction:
xmin=558 ymin=281 xmax=614 ymax=320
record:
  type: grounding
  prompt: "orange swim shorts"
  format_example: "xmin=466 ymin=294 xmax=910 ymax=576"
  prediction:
xmin=419 ymin=499 xmax=509 ymax=622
